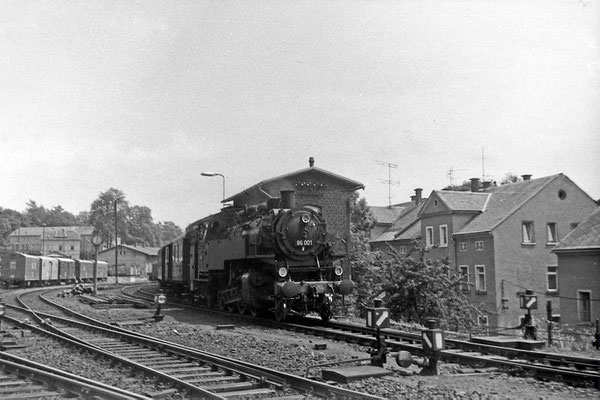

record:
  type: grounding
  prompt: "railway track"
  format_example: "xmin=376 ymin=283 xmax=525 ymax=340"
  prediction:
xmin=6 ymin=287 xmax=384 ymax=399
xmin=123 ymin=284 xmax=600 ymax=389
xmin=0 ymin=351 xmax=145 ymax=399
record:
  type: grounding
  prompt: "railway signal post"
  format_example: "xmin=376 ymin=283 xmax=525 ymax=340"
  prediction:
xmin=519 ymin=289 xmax=538 ymax=340
xmin=0 ymin=301 xmax=5 ymax=332
xmin=365 ymin=299 xmax=390 ymax=367
xmin=91 ymin=232 xmax=104 ymax=296
xmin=154 ymin=291 xmax=166 ymax=322
xmin=420 ymin=318 xmax=445 ymax=375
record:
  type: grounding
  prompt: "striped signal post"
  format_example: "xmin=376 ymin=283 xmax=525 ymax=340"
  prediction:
xmin=366 ymin=299 xmax=390 ymax=367
xmin=421 ymin=319 xmax=445 ymax=375
xmin=519 ymin=289 xmax=538 ymax=340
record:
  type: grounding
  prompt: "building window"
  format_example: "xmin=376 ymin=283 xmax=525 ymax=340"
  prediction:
xmin=59 ymin=245 xmax=63 ymax=251
xmin=475 ymin=265 xmax=486 ymax=291
xmin=439 ymin=225 xmax=448 ymax=247
xmin=547 ymin=266 xmax=558 ymax=291
xmin=459 ymin=265 xmax=469 ymax=291
xmin=477 ymin=315 xmax=488 ymax=326
xmin=71 ymin=246 xmax=75 ymax=251
xmin=475 ymin=241 xmax=484 ymax=251
xmin=399 ymin=246 xmax=406 ymax=254
xmin=577 ymin=291 xmax=591 ymax=323
xmin=425 ymin=226 xmax=434 ymax=247
xmin=547 ymin=223 xmax=557 ymax=244
xmin=459 ymin=242 xmax=467 ymax=251
xmin=522 ymin=221 xmax=534 ymax=244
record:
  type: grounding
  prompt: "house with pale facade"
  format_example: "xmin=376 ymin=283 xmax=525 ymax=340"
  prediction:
xmin=98 ymin=244 xmax=160 ymax=278
xmin=8 ymin=226 xmax=95 ymax=259
xmin=551 ymin=207 xmax=600 ymax=326
xmin=371 ymin=174 xmax=598 ymax=329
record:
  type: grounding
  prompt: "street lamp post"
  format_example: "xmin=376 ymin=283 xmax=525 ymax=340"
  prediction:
xmin=201 ymin=172 xmax=226 ymax=201
xmin=91 ymin=232 xmax=104 ymax=296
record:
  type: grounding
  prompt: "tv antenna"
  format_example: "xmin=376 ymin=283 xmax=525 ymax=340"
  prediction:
xmin=447 ymin=166 xmax=467 ymax=186
xmin=375 ymin=160 xmax=399 ymax=207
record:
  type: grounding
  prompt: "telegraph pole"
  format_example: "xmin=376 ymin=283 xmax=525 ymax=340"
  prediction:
xmin=114 ymin=199 xmax=118 ymax=285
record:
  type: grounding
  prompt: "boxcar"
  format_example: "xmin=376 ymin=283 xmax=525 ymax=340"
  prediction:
xmin=39 ymin=256 xmax=59 ymax=283
xmin=0 ymin=253 xmax=40 ymax=287
xmin=75 ymin=259 xmax=94 ymax=282
xmin=97 ymin=260 xmax=108 ymax=281
xmin=57 ymin=258 xmax=76 ymax=282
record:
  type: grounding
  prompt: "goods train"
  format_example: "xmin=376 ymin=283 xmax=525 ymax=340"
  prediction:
xmin=157 ymin=189 xmax=354 ymax=322
xmin=0 ymin=253 xmax=108 ymax=287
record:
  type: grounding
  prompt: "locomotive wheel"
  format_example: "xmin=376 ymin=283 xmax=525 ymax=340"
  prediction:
xmin=218 ymin=295 xmax=227 ymax=311
xmin=319 ymin=302 xmax=332 ymax=322
xmin=274 ymin=298 xmax=288 ymax=322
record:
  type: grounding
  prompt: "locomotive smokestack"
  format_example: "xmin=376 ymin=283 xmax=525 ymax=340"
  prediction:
xmin=281 ymin=190 xmax=296 ymax=209
xmin=309 ymin=157 xmax=315 ymax=167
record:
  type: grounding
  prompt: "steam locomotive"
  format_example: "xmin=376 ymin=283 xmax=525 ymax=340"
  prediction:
xmin=158 ymin=182 xmax=356 ymax=322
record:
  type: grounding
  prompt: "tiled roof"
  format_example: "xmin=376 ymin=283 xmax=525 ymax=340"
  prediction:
xmin=119 ymin=244 xmax=160 ymax=256
xmin=435 ymin=190 xmax=490 ymax=212
xmin=553 ymin=207 xmax=600 ymax=251
xmin=370 ymin=206 xmax=407 ymax=225
xmin=9 ymin=226 xmax=93 ymax=239
xmin=456 ymin=174 xmax=560 ymax=235
xmin=224 ymin=166 xmax=364 ymax=203
xmin=370 ymin=201 xmax=424 ymax=243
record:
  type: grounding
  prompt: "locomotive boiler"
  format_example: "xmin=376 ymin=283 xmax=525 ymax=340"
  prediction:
xmin=158 ymin=189 xmax=353 ymax=322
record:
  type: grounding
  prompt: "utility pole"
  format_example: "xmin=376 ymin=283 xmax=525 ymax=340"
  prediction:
xmin=375 ymin=160 xmax=398 ymax=207
xmin=114 ymin=199 xmax=118 ymax=285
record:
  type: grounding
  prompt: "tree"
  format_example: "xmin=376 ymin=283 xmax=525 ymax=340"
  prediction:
xmin=349 ymin=193 xmax=374 ymax=254
xmin=128 ymin=205 xmax=158 ymax=246
xmin=352 ymin=243 xmax=480 ymax=330
xmin=88 ymin=188 xmax=182 ymax=248
xmin=157 ymin=221 xmax=183 ymax=246
xmin=500 ymin=173 xmax=520 ymax=185
xmin=89 ymin=188 xmax=130 ymax=247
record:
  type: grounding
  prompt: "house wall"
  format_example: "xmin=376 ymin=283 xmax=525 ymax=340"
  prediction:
xmin=230 ymin=169 xmax=358 ymax=277
xmin=492 ymin=176 xmax=597 ymax=328
xmin=455 ymin=234 xmax=498 ymax=325
xmin=556 ymin=252 xmax=600 ymax=326
xmin=98 ymin=247 xmax=156 ymax=276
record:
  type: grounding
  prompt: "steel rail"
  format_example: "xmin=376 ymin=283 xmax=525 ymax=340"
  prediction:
xmin=125 ymin=284 xmax=600 ymax=386
xmin=0 ymin=348 xmax=146 ymax=399
xmin=17 ymin=290 xmax=386 ymax=400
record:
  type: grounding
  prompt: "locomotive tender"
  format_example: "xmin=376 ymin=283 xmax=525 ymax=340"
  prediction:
xmin=158 ymin=158 xmax=364 ymax=322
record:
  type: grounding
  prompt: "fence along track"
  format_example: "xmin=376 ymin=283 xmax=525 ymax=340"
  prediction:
xmin=14 ymin=289 xmax=384 ymax=400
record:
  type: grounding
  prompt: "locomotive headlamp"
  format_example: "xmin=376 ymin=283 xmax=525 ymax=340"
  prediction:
xmin=278 ymin=267 xmax=288 ymax=278
xmin=301 ymin=214 xmax=310 ymax=224
xmin=334 ymin=265 xmax=344 ymax=276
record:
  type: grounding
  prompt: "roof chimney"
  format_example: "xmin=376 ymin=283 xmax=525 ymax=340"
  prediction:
xmin=521 ymin=174 xmax=531 ymax=181
xmin=309 ymin=157 xmax=315 ymax=167
xmin=470 ymin=178 xmax=480 ymax=192
xmin=414 ymin=188 xmax=422 ymax=205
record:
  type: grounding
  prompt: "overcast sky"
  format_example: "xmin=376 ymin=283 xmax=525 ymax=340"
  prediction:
xmin=1 ymin=0 xmax=598 ymax=228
